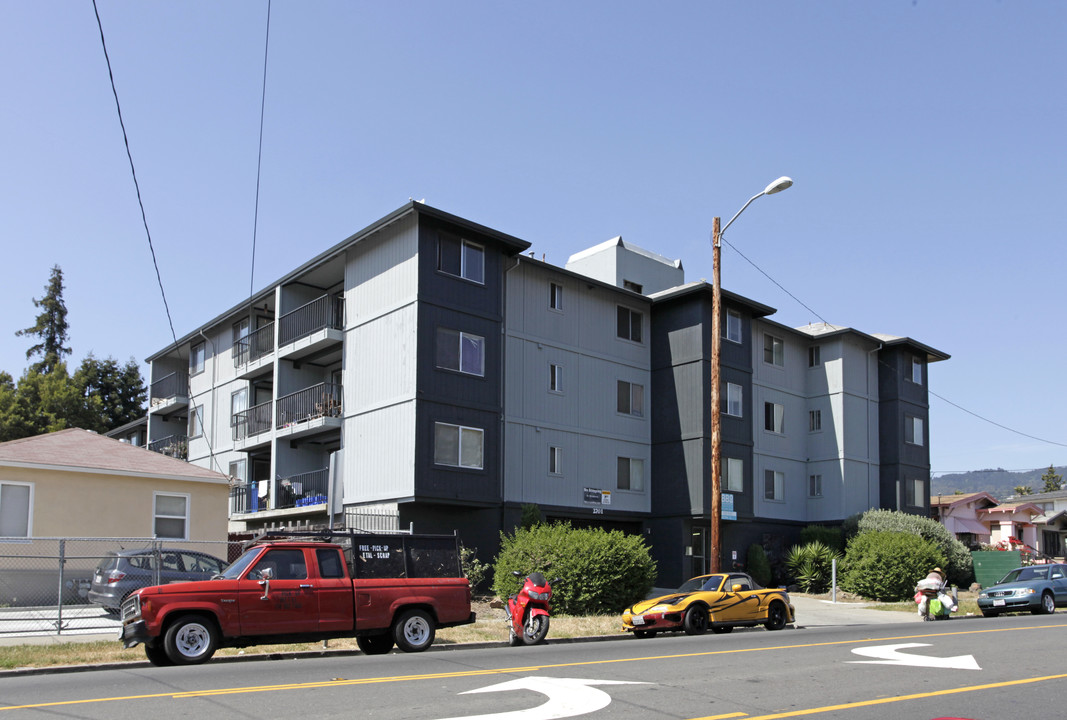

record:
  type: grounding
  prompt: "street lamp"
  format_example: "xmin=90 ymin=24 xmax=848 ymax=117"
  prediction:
xmin=709 ymin=176 xmax=793 ymax=573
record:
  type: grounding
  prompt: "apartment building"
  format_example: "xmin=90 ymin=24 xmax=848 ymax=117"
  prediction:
xmin=142 ymin=202 xmax=947 ymax=582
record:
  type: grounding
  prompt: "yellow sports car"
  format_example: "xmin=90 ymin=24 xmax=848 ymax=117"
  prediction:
xmin=622 ymin=572 xmax=795 ymax=638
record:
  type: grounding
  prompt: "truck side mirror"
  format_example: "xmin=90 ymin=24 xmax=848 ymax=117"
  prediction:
xmin=258 ymin=566 xmax=274 ymax=600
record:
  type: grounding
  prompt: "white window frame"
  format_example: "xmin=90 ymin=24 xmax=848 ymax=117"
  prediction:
xmin=438 ymin=235 xmax=485 ymax=284
xmin=725 ymin=383 xmax=743 ymax=417
xmin=153 ymin=492 xmax=190 ymax=540
xmin=617 ymin=380 xmax=644 ymax=417
xmin=550 ymin=282 xmax=563 ymax=311
xmin=188 ymin=404 xmax=204 ymax=439
xmin=549 ymin=363 xmax=562 ymax=393
xmin=764 ymin=402 xmax=785 ymax=434
xmin=905 ymin=416 xmax=924 ymax=446
xmin=764 ymin=334 xmax=784 ymax=367
xmin=433 ymin=422 xmax=484 ymax=469
xmin=722 ymin=457 xmax=744 ymax=493
xmin=910 ymin=356 xmax=924 ymax=384
xmin=616 ymin=306 xmax=643 ymax=343
xmin=0 ymin=481 xmax=33 ymax=538
xmin=808 ymin=474 xmax=823 ymax=498
xmin=549 ymin=446 xmax=562 ymax=476
xmin=228 ymin=459 xmax=247 ymax=483
xmin=435 ymin=328 xmax=485 ymax=377
xmin=725 ymin=309 xmax=742 ymax=344
xmin=189 ymin=342 xmax=205 ymax=376
xmin=617 ymin=457 xmax=645 ymax=492
xmin=809 ymin=409 xmax=822 ymax=432
xmin=809 ymin=346 xmax=821 ymax=367
xmin=764 ymin=469 xmax=785 ymax=502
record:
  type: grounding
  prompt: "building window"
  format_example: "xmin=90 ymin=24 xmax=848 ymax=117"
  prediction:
xmin=231 ymin=389 xmax=248 ymax=440
xmin=0 ymin=482 xmax=32 ymax=537
xmin=911 ymin=356 xmax=924 ymax=384
xmin=725 ymin=383 xmax=743 ymax=417
xmin=550 ymin=283 xmax=563 ymax=310
xmin=549 ymin=364 xmax=562 ymax=393
xmin=725 ymin=309 xmax=742 ymax=344
xmin=436 ymin=328 xmax=485 ymax=376
xmin=809 ymin=346 xmax=821 ymax=367
xmin=809 ymin=409 xmax=822 ymax=432
xmin=764 ymin=470 xmax=784 ymax=501
xmin=616 ymin=306 xmax=643 ymax=343
xmin=189 ymin=342 xmax=205 ymax=376
xmin=617 ymin=457 xmax=645 ymax=492
xmin=434 ymin=422 xmax=484 ymax=469
xmin=764 ymin=334 xmax=784 ymax=367
xmin=623 ymin=280 xmax=643 ymax=294
xmin=154 ymin=493 xmax=189 ymax=540
xmin=905 ymin=477 xmax=925 ymax=506
xmin=188 ymin=405 xmax=204 ymax=439
xmin=549 ymin=446 xmax=562 ymax=475
xmin=809 ymin=474 xmax=823 ymax=498
xmin=764 ymin=402 xmax=785 ymax=434
xmin=722 ymin=457 xmax=744 ymax=493
xmin=437 ymin=233 xmax=484 ymax=284
xmin=617 ymin=380 xmax=644 ymax=417
xmin=905 ymin=416 xmax=924 ymax=446
xmin=228 ymin=459 xmax=247 ymax=483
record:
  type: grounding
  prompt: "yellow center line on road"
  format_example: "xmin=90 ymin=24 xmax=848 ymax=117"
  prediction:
xmin=3 ymin=622 xmax=1066 ymax=711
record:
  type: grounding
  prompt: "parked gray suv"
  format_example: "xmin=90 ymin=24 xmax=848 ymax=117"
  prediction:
xmin=87 ymin=548 xmax=227 ymax=614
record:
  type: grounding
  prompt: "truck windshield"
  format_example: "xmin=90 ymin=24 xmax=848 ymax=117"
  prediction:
xmin=219 ymin=549 xmax=261 ymax=579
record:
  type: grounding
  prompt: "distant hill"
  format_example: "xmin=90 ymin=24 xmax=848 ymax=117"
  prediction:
xmin=931 ymin=466 xmax=1066 ymax=500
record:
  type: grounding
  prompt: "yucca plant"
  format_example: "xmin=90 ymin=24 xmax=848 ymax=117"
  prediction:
xmin=786 ymin=540 xmax=842 ymax=593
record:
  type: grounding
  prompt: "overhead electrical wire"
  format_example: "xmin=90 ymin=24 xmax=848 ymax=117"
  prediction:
xmin=249 ymin=0 xmax=272 ymax=299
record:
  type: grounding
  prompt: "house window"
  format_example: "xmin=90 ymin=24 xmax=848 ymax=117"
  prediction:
xmin=436 ymin=328 xmax=485 ymax=376
xmin=809 ymin=474 xmax=823 ymax=498
xmin=809 ymin=346 xmax=821 ymax=367
xmin=911 ymin=356 xmax=924 ymax=384
xmin=549 ymin=364 xmax=562 ymax=393
xmin=617 ymin=380 xmax=644 ymax=417
xmin=154 ymin=493 xmax=189 ymax=540
xmin=623 ymin=280 xmax=643 ymax=294
xmin=905 ymin=416 xmax=924 ymax=446
xmin=549 ymin=446 xmax=562 ymax=475
xmin=764 ymin=402 xmax=785 ymax=434
xmin=434 ymin=422 xmax=484 ymax=469
xmin=189 ymin=342 xmax=205 ymax=376
xmin=764 ymin=470 xmax=784 ymax=501
xmin=905 ymin=477 xmax=925 ymax=506
xmin=722 ymin=457 xmax=744 ymax=493
xmin=616 ymin=306 xmax=643 ymax=343
xmin=809 ymin=409 xmax=822 ymax=432
xmin=617 ymin=457 xmax=645 ymax=491
xmin=550 ymin=283 xmax=563 ymax=310
xmin=725 ymin=309 xmax=742 ymax=344
xmin=764 ymin=334 xmax=784 ymax=367
xmin=188 ymin=405 xmax=204 ymax=439
xmin=437 ymin=233 xmax=484 ymax=284
xmin=0 ymin=482 xmax=32 ymax=537
xmin=725 ymin=383 xmax=743 ymax=417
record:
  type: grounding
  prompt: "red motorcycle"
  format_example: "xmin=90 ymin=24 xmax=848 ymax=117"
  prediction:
xmin=504 ymin=571 xmax=555 ymax=646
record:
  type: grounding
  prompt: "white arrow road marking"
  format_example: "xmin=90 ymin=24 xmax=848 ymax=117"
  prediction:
xmin=848 ymin=643 xmax=981 ymax=670
xmin=433 ymin=676 xmax=648 ymax=720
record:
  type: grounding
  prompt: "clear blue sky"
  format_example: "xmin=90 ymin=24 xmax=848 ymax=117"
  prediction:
xmin=2 ymin=2 xmax=1064 ymax=476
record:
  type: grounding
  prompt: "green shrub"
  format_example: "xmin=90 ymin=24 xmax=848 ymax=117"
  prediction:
xmin=840 ymin=531 xmax=945 ymax=601
xmin=746 ymin=544 xmax=772 ymax=587
xmin=492 ymin=522 xmax=656 ymax=615
xmin=786 ymin=541 xmax=841 ymax=593
xmin=459 ymin=544 xmax=488 ymax=592
xmin=800 ymin=524 xmax=844 ymax=552
xmin=857 ymin=509 xmax=974 ymax=587
xmin=519 ymin=503 xmax=544 ymax=529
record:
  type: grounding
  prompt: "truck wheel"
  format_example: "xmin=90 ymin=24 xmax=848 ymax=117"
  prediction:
xmin=393 ymin=609 xmax=435 ymax=652
xmin=144 ymin=642 xmax=173 ymax=666
xmin=164 ymin=615 xmax=219 ymax=665
xmin=356 ymin=634 xmax=395 ymax=655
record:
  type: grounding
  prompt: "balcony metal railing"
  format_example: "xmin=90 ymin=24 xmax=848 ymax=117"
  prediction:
xmin=234 ymin=321 xmax=275 ymax=367
xmin=148 ymin=434 xmax=188 ymax=460
xmin=278 ymin=295 xmax=344 ymax=347
xmin=230 ymin=484 xmax=254 ymax=515
xmin=149 ymin=372 xmax=188 ymax=405
xmin=276 ymin=468 xmax=330 ymax=510
xmin=232 ymin=401 xmax=273 ymax=441
xmin=276 ymin=383 xmax=342 ymax=429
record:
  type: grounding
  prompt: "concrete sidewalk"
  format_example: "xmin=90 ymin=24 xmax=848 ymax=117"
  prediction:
xmin=790 ymin=595 xmax=925 ymax=627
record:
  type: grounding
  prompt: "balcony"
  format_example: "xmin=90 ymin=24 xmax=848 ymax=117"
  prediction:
xmin=149 ymin=372 xmax=189 ymax=415
xmin=234 ymin=322 xmax=275 ymax=379
xmin=232 ymin=401 xmax=273 ymax=451
xmin=278 ymin=295 xmax=344 ymax=363
xmin=228 ymin=469 xmax=329 ymax=517
xmin=148 ymin=434 xmax=188 ymax=460
xmin=276 ymin=383 xmax=342 ymax=441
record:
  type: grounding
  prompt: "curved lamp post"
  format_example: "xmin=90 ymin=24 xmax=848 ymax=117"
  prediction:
xmin=709 ymin=176 xmax=793 ymax=573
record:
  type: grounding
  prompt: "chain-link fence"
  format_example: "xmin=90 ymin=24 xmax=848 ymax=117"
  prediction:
xmin=0 ymin=537 xmax=242 ymax=638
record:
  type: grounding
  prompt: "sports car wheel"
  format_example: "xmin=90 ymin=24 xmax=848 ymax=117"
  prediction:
xmin=711 ymin=625 xmax=733 ymax=634
xmin=1035 ymin=592 xmax=1055 ymax=615
xmin=356 ymin=634 xmax=395 ymax=655
xmin=682 ymin=605 xmax=708 ymax=635
xmin=764 ymin=600 xmax=788 ymax=631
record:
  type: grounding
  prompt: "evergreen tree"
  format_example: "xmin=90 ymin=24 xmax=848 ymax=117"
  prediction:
xmin=1014 ymin=485 xmax=1034 ymax=496
xmin=1041 ymin=465 xmax=1063 ymax=494
xmin=73 ymin=355 xmax=147 ymax=432
xmin=16 ymin=265 xmax=71 ymax=374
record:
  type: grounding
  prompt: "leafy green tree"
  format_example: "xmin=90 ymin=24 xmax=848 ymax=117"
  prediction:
xmin=73 ymin=354 xmax=146 ymax=432
xmin=0 ymin=364 xmax=97 ymax=440
xmin=856 ymin=509 xmax=974 ymax=588
xmin=16 ymin=265 xmax=71 ymax=374
xmin=1041 ymin=465 xmax=1063 ymax=494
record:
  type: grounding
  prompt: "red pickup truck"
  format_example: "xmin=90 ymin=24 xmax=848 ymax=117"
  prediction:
xmin=121 ymin=531 xmax=475 ymax=666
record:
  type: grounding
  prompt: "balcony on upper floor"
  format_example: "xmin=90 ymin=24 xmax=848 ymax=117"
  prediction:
xmin=229 ymin=467 xmax=330 ymax=518
xmin=148 ymin=434 xmax=188 ymax=460
xmin=278 ymin=295 xmax=344 ymax=364
xmin=234 ymin=322 xmax=276 ymax=379
xmin=276 ymin=382 xmax=342 ymax=441
xmin=148 ymin=372 xmax=189 ymax=415
xmin=232 ymin=401 xmax=273 ymax=452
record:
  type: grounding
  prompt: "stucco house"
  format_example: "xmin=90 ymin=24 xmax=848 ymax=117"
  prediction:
xmin=930 ymin=492 xmax=999 ymax=548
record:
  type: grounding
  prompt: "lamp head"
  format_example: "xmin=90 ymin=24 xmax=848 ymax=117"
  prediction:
xmin=763 ymin=176 xmax=793 ymax=195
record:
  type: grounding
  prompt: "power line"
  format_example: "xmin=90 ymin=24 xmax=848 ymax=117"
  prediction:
xmin=249 ymin=0 xmax=272 ymax=299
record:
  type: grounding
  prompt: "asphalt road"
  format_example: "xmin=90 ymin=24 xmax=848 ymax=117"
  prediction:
xmin=1 ymin=609 xmax=1064 ymax=720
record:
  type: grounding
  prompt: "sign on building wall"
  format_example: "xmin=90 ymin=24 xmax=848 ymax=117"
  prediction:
xmin=722 ymin=492 xmax=736 ymax=521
